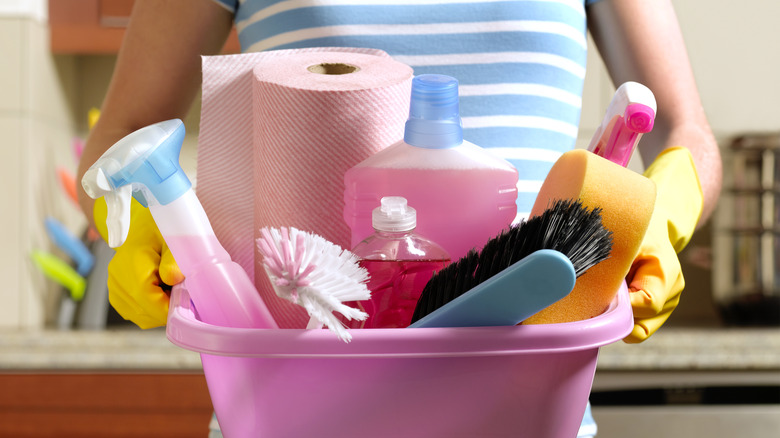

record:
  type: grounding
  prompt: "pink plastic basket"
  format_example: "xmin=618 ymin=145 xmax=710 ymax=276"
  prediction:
xmin=166 ymin=283 xmax=633 ymax=438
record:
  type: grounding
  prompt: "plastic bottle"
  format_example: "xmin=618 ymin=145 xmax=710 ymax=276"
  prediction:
xmin=343 ymin=74 xmax=518 ymax=261
xmin=347 ymin=196 xmax=450 ymax=328
xmin=81 ymin=119 xmax=277 ymax=329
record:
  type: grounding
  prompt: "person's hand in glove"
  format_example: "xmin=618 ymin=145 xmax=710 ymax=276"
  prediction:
xmin=624 ymin=147 xmax=703 ymax=343
xmin=94 ymin=197 xmax=184 ymax=329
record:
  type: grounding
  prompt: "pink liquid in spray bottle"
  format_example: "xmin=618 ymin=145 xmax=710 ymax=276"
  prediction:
xmin=81 ymin=119 xmax=276 ymax=330
xmin=344 ymin=74 xmax=518 ymax=261
xmin=346 ymin=196 xmax=450 ymax=328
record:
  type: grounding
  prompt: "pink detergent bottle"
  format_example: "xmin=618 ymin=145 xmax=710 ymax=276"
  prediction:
xmin=347 ymin=196 xmax=450 ymax=328
xmin=343 ymin=74 xmax=519 ymax=261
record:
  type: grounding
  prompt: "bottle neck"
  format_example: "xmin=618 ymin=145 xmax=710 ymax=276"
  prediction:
xmin=373 ymin=228 xmax=415 ymax=239
xmin=404 ymin=119 xmax=462 ymax=149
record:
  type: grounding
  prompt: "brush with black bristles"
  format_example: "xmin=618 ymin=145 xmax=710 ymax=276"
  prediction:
xmin=408 ymin=199 xmax=613 ymax=328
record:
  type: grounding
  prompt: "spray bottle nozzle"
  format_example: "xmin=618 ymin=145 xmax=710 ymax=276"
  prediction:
xmin=587 ymin=82 xmax=657 ymax=167
xmin=404 ymin=74 xmax=463 ymax=149
xmin=81 ymin=119 xmax=191 ymax=247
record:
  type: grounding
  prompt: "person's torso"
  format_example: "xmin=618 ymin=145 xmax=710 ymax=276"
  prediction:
xmin=217 ymin=0 xmax=590 ymax=217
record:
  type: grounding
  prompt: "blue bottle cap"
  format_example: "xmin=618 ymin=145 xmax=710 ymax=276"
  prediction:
xmin=404 ymin=74 xmax=463 ymax=149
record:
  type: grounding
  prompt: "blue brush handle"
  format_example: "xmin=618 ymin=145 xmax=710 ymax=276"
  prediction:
xmin=45 ymin=216 xmax=94 ymax=277
xmin=409 ymin=249 xmax=576 ymax=328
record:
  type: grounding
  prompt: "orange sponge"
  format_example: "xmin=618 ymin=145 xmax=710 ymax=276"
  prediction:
xmin=523 ymin=149 xmax=656 ymax=324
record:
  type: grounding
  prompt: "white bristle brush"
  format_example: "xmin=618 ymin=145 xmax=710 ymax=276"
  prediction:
xmin=257 ymin=226 xmax=371 ymax=342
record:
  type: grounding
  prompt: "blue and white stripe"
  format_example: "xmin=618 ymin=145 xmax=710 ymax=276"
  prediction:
xmin=213 ymin=0 xmax=596 ymax=218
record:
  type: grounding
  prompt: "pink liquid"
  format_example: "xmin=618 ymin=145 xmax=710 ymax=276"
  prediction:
xmin=164 ymin=234 xmax=276 ymax=329
xmin=344 ymin=166 xmax=518 ymax=261
xmin=346 ymin=259 xmax=450 ymax=329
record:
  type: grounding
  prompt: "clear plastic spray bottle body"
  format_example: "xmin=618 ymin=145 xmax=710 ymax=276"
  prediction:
xmin=148 ymin=186 xmax=276 ymax=329
xmin=81 ymin=119 xmax=276 ymax=330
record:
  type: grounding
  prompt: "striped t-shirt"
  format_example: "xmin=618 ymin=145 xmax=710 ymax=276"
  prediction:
xmin=213 ymin=0 xmax=599 ymax=218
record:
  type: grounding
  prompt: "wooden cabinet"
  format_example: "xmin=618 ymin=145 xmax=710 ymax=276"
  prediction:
xmin=48 ymin=0 xmax=240 ymax=54
xmin=0 ymin=372 xmax=214 ymax=437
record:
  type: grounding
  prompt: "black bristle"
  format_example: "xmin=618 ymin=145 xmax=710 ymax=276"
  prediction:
xmin=409 ymin=199 xmax=613 ymax=324
xmin=534 ymin=199 xmax=614 ymax=276
xmin=410 ymin=248 xmax=478 ymax=324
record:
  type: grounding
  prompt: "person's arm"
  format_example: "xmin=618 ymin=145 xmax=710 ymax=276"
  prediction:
xmin=76 ymin=0 xmax=233 ymax=227
xmin=587 ymin=0 xmax=722 ymax=225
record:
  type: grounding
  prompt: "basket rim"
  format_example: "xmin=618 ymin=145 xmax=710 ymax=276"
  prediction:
xmin=166 ymin=283 xmax=633 ymax=359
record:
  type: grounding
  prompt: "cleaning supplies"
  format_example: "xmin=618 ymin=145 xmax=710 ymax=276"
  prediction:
xmin=411 ymin=199 xmax=612 ymax=327
xmin=30 ymin=249 xmax=86 ymax=302
xmin=587 ymin=81 xmax=657 ymax=166
xmin=56 ymin=166 xmax=80 ymax=208
xmin=409 ymin=250 xmax=575 ymax=328
xmin=44 ymin=216 xmax=94 ymax=277
xmin=522 ymin=83 xmax=658 ymax=325
xmin=523 ymin=149 xmax=656 ymax=324
xmin=257 ymin=226 xmax=370 ymax=342
xmin=349 ymin=196 xmax=450 ymax=328
xmin=580 ymin=81 xmax=695 ymax=342
xmin=30 ymin=249 xmax=85 ymax=330
xmin=81 ymin=119 xmax=277 ymax=329
xmin=343 ymin=74 xmax=519 ymax=261
xmin=197 ymin=48 xmax=413 ymax=330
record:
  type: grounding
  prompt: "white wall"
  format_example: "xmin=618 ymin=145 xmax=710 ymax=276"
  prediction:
xmin=0 ymin=0 xmax=46 ymax=22
xmin=0 ymin=1 xmax=83 ymax=329
xmin=674 ymin=0 xmax=780 ymax=135
xmin=582 ymin=0 xmax=780 ymax=138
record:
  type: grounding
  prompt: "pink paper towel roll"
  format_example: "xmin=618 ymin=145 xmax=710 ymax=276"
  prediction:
xmin=197 ymin=48 xmax=413 ymax=328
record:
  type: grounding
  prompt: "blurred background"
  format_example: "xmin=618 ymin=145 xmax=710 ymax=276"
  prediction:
xmin=0 ymin=1 xmax=778 ymax=437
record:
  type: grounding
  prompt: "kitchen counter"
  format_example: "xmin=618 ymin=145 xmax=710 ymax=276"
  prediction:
xmin=0 ymin=328 xmax=201 ymax=370
xmin=597 ymin=327 xmax=780 ymax=371
xmin=593 ymin=327 xmax=780 ymax=393
xmin=592 ymin=331 xmax=780 ymax=438
xmin=1 ymin=326 xmax=780 ymax=371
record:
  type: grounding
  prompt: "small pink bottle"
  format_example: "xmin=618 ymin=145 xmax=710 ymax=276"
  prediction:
xmin=343 ymin=74 xmax=518 ymax=261
xmin=347 ymin=196 xmax=450 ymax=329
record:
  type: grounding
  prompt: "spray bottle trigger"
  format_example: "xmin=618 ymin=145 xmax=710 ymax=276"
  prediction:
xmin=132 ymin=190 xmax=149 ymax=208
xmin=82 ymin=166 xmax=131 ymax=248
xmin=104 ymin=185 xmax=132 ymax=248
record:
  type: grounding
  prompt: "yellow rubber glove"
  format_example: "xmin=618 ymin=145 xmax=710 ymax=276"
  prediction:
xmin=624 ymin=147 xmax=703 ymax=343
xmin=94 ymin=197 xmax=184 ymax=329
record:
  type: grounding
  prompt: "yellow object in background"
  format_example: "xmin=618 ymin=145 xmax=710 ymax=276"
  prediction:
xmin=88 ymin=107 xmax=101 ymax=130
xmin=93 ymin=197 xmax=183 ymax=329
xmin=625 ymin=147 xmax=703 ymax=343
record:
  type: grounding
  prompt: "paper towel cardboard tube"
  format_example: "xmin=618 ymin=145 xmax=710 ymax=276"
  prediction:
xmin=308 ymin=63 xmax=360 ymax=75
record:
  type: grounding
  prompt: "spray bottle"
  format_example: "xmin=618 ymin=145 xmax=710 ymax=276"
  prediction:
xmin=587 ymin=81 xmax=657 ymax=167
xmin=81 ymin=119 xmax=277 ymax=329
